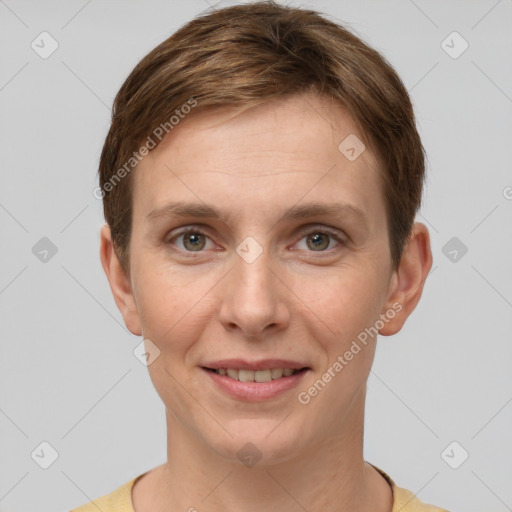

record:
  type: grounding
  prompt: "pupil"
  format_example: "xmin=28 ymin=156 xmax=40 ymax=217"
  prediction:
xmin=186 ymin=233 xmax=204 ymax=250
xmin=309 ymin=233 xmax=328 ymax=250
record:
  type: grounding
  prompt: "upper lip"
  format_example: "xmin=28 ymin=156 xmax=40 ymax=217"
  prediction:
xmin=202 ymin=359 xmax=310 ymax=371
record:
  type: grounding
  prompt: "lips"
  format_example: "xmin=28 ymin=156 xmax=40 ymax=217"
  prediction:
xmin=202 ymin=364 xmax=309 ymax=401
xmin=200 ymin=359 xmax=311 ymax=400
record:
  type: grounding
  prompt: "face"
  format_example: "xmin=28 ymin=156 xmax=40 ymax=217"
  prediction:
xmin=116 ymin=92 xmax=403 ymax=463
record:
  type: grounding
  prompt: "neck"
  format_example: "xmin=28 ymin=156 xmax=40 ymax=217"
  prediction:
xmin=133 ymin=385 xmax=393 ymax=512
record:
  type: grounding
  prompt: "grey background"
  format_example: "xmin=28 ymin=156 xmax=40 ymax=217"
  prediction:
xmin=1 ymin=1 xmax=511 ymax=511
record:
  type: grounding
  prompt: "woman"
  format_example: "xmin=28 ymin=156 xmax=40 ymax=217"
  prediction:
xmin=71 ymin=2 xmax=449 ymax=510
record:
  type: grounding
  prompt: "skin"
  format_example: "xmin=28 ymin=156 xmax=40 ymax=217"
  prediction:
xmin=100 ymin=91 xmax=432 ymax=512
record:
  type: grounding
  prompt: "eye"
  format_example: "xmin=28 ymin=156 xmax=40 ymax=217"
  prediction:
xmin=295 ymin=228 xmax=345 ymax=252
xmin=167 ymin=228 xmax=215 ymax=254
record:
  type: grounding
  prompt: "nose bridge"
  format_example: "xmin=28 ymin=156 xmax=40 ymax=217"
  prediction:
xmin=219 ymin=233 xmax=286 ymax=335
xmin=233 ymin=234 xmax=276 ymax=300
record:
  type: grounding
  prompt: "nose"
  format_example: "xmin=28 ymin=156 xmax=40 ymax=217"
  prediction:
xmin=218 ymin=246 xmax=290 ymax=339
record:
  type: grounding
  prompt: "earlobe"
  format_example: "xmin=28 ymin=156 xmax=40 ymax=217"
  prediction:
xmin=99 ymin=224 xmax=142 ymax=336
xmin=378 ymin=222 xmax=433 ymax=336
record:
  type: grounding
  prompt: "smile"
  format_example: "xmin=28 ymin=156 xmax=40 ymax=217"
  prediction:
xmin=206 ymin=367 xmax=303 ymax=382
xmin=202 ymin=367 xmax=310 ymax=401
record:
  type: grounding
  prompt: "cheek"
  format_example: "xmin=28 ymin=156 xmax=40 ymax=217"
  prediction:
xmin=291 ymin=271 xmax=383 ymax=428
xmin=294 ymin=266 xmax=385 ymax=346
xmin=133 ymin=261 xmax=217 ymax=417
xmin=133 ymin=254 xmax=221 ymax=354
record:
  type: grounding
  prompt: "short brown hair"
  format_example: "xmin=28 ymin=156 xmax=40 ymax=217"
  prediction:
xmin=98 ymin=0 xmax=426 ymax=274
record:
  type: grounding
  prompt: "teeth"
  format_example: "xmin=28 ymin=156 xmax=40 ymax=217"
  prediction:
xmin=271 ymin=368 xmax=283 ymax=379
xmin=238 ymin=369 xmax=255 ymax=382
xmin=255 ymin=369 xmax=272 ymax=382
xmin=226 ymin=368 xmax=238 ymax=379
xmin=213 ymin=368 xmax=300 ymax=382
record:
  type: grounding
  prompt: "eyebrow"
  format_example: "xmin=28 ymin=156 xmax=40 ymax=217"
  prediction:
xmin=146 ymin=201 xmax=368 ymax=228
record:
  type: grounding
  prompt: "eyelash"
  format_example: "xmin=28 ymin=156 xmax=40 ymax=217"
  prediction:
xmin=166 ymin=225 xmax=346 ymax=258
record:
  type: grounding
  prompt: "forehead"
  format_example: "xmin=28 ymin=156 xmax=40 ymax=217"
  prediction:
xmin=132 ymin=93 xmax=385 ymax=227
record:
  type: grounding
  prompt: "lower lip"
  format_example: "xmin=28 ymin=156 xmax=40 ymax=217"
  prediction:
xmin=202 ymin=368 xmax=309 ymax=402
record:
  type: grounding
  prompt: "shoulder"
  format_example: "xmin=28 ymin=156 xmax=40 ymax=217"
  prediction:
xmin=370 ymin=463 xmax=451 ymax=512
xmin=69 ymin=475 xmax=141 ymax=512
xmin=392 ymin=485 xmax=451 ymax=512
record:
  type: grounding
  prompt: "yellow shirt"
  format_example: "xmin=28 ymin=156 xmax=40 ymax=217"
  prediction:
xmin=69 ymin=463 xmax=450 ymax=512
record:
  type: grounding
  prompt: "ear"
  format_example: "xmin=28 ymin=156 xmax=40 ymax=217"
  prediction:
xmin=378 ymin=222 xmax=433 ymax=336
xmin=99 ymin=224 xmax=142 ymax=336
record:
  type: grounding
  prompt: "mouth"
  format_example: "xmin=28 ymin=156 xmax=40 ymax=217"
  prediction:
xmin=200 ymin=359 xmax=311 ymax=401
xmin=202 ymin=367 xmax=309 ymax=382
